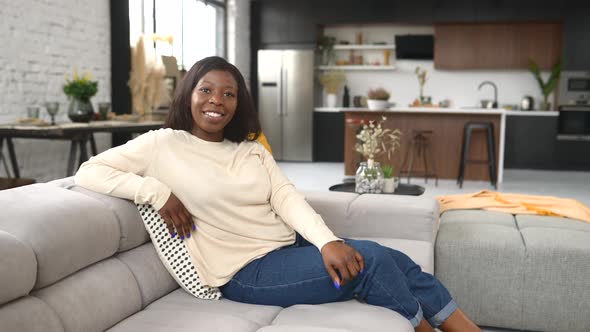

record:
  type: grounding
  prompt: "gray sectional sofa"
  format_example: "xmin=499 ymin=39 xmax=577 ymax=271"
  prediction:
xmin=1 ymin=177 xmax=589 ymax=332
xmin=0 ymin=178 xmax=438 ymax=332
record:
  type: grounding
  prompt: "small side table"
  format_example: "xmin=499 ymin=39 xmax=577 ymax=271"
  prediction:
xmin=329 ymin=182 xmax=425 ymax=196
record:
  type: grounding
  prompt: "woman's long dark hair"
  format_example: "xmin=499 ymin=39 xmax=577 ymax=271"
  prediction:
xmin=164 ymin=56 xmax=261 ymax=142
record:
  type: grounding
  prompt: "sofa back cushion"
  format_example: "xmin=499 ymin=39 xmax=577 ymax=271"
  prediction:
xmin=51 ymin=177 xmax=150 ymax=251
xmin=1 ymin=184 xmax=120 ymax=291
xmin=304 ymin=191 xmax=440 ymax=243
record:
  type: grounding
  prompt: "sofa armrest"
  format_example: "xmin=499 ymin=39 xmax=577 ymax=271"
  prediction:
xmin=303 ymin=191 xmax=440 ymax=244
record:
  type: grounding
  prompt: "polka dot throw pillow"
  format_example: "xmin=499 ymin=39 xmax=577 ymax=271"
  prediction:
xmin=136 ymin=204 xmax=222 ymax=300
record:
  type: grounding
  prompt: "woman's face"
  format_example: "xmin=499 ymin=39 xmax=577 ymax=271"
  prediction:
xmin=190 ymin=70 xmax=238 ymax=142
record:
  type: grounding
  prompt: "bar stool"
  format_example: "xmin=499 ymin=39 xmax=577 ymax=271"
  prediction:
xmin=457 ymin=122 xmax=497 ymax=189
xmin=399 ymin=130 xmax=438 ymax=186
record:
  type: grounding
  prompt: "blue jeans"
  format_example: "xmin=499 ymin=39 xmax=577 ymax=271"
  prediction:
xmin=220 ymin=234 xmax=458 ymax=328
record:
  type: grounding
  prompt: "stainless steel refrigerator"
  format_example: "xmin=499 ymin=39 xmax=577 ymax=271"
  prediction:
xmin=257 ymin=50 xmax=313 ymax=161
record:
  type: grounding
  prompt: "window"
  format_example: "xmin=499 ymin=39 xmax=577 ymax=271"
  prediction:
xmin=129 ymin=0 xmax=226 ymax=70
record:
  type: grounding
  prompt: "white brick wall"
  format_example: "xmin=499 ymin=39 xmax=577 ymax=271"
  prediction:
xmin=0 ymin=0 xmax=111 ymax=181
xmin=227 ymin=0 xmax=250 ymax=88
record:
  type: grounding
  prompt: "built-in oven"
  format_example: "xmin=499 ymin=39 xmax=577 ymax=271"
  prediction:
xmin=557 ymin=71 xmax=590 ymax=141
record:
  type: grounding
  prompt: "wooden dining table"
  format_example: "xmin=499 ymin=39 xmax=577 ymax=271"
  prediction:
xmin=0 ymin=120 xmax=164 ymax=178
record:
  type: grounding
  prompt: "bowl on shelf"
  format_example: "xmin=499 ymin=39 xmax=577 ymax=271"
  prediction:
xmin=367 ymin=99 xmax=394 ymax=110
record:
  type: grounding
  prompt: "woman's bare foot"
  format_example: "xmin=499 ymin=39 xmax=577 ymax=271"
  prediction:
xmin=438 ymin=308 xmax=481 ymax=332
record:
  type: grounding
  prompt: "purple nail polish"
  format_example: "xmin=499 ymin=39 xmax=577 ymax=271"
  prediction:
xmin=333 ymin=281 xmax=340 ymax=289
xmin=171 ymin=232 xmax=177 ymax=238
xmin=187 ymin=233 xmax=191 ymax=238
xmin=193 ymin=224 xmax=196 ymax=231
xmin=181 ymin=235 xmax=185 ymax=240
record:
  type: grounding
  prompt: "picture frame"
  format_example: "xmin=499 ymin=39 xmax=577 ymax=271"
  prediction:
xmin=160 ymin=76 xmax=177 ymax=109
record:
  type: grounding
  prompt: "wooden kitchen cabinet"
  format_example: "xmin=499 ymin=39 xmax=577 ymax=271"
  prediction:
xmin=434 ymin=22 xmax=562 ymax=70
xmin=344 ymin=110 xmax=502 ymax=181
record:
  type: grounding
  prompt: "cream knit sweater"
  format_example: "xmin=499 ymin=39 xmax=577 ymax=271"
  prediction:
xmin=74 ymin=128 xmax=341 ymax=287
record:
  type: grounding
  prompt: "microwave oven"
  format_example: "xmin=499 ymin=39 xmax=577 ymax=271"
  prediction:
xmin=558 ymin=71 xmax=590 ymax=106
xmin=557 ymin=71 xmax=590 ymax=141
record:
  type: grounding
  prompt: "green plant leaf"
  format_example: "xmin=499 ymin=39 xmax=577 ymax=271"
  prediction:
xmin=528 ymin=58 xmax=545 ymax=92
xmin=542 ymin=59 xmax=562 ymax=97
xmin=381 ymin=164 xmax=393 ymax=178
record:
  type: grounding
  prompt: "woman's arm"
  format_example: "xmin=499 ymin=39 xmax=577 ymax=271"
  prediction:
xmin=74 ymin=130 xmax=171 ymax=210
xmin=258 ymin=144 xmax=364 ymax=286
xmin=258 ymin=144 xmax=341 ymax=251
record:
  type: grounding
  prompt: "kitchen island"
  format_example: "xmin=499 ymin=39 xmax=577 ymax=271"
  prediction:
xmin=333 ymin=107 xmax=507 ymax=182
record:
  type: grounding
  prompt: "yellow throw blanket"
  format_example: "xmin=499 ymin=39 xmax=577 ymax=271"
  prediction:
xmin=436 ymin=190 xmax=590 ymax=224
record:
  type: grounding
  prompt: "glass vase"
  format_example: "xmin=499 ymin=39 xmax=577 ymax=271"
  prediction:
xmin=68 ymin=97 xmax=94 ymax=123
xmin=355 ymin=159 xmax=384 ymax=194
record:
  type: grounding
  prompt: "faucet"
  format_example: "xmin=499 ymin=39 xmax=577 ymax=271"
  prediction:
xmin=478 ymin=81 xmax=498 ymax=109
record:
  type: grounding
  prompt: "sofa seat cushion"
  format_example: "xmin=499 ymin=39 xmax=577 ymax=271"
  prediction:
xmin=435 ymin=210 xmax=526 ymax=329
xmin=0 ymin=296 xmax=64 ymax=332
xmin=107 ymin=289 xmax=283 ymax=332
xmin=265 ymin=300 xmax=413 ymax=332
xmin=353 ymin=237 xmax=433 ymax=274
xmin=514 ymin=215 xmax=590 ymax=332
xmin=436 ymin=210 xmax=590 ymax=332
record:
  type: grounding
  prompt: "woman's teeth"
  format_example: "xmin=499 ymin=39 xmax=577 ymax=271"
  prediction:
xmin=205 ymin=112 xmax=222 ymax=118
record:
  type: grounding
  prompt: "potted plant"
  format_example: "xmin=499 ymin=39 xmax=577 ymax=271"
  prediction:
xmin=528 ymin=59 xmax=561 ymax=111
xmin=381 ymin=164 xmax=398 ymax=193
xmin=366 ymin=87 xmax=392 ymax=110
xmin=414 ymin=66 xmax=431 ymax=105
xmin=63 ymin=68 xmax=98 ymax=122
xmin=354 ymin=116 xmax=401 ymax=194
xmin=318 ymin=70 xmax=346 ymax=108
xmin=317 ymin=35 xmax=336 ymax=66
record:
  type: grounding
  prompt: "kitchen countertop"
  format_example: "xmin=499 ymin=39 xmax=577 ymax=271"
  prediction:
xmin=314 ymin=107 xmax=559 ymax=116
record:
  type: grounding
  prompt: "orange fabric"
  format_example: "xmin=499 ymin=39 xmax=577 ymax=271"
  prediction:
xmin=436 ymin=190 xmax=590 ymax=223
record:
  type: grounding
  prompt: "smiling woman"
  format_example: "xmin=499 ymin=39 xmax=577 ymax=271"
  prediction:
xmin=190 ymin=70 xmax=238 ymax=142
xmin=164 ymin=56 xmax=261 ymax=143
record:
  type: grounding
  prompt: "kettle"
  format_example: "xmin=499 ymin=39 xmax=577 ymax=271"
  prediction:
xmin=520 ymin=96 xmax=534 ymax=111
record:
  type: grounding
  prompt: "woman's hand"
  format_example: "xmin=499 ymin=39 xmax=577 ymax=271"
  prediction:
xmin=158 ymin=193 xmax=195 ymax=240
xmin=321 ymin=241 xmax=365 ymax=288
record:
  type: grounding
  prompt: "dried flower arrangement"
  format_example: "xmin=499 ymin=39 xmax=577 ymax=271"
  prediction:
xmin=355 ymin=116 xmax=401 ymax=161
xmin=128 ymin=36 xmax=167 ymax=116
xmin=318 ymin=70 xmax=346 ymax=94
xmin=367 ymin=87 xmax=390 ymax=101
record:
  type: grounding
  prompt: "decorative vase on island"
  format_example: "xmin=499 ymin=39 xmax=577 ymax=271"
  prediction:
xmin=355 ymin=159 xmax=384 ymax=194
xmin=325 ymin=93 xmax=338 ymax=108
xmin=68 ymin=98 xmax=94 ymax=123
xmin=540 ymin=100 xmax=551 ymax=111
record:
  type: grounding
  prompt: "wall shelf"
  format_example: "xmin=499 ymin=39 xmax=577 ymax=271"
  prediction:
xmin=316 ymin=65 xmax=396 ymax=71
xmin=333 ymin=44 xmax=396 ymax=50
